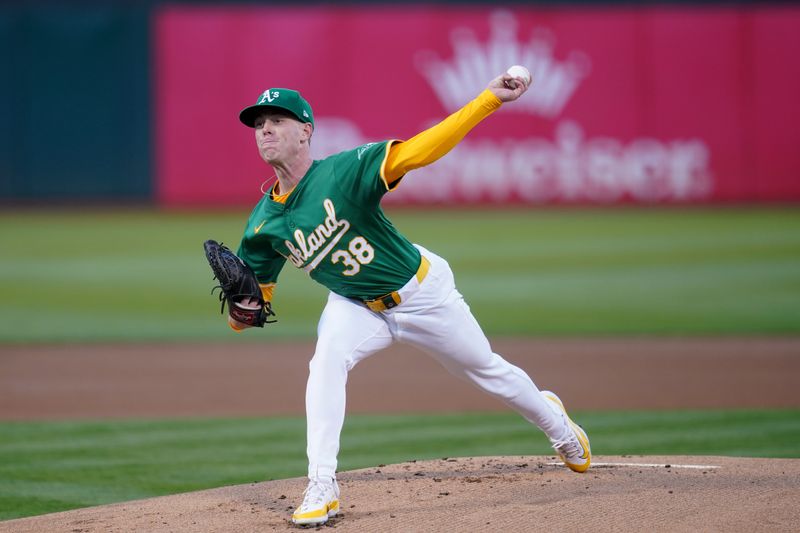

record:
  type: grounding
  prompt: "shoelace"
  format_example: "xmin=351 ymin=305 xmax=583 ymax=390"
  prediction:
xmin=300 ymin=480 xmax=331 ymax=509
xmin=552 ymin=435 xmax=582 ymax=459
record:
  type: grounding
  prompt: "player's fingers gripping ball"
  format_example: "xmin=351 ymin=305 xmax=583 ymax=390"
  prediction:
xmin=505 ymin=64 xmax=532 ymax=90
xmin=203 ymin=239 xmax=276 ymax=327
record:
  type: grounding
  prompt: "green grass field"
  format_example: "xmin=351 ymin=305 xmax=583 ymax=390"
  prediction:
xmin=0 ymin=207 xmax=798 ymax=341
xmin=1 ymin=410 xmax=799 ymax=521
xmin=1 ymin=206 xmax=798 ymax=521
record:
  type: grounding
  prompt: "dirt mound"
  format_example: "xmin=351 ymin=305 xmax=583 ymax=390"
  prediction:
xmin=3 ymin=455 xmax=799 ymax=532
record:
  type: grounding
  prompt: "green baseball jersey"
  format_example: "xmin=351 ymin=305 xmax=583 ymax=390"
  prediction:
xmin=237 ymin=141 xmax=421 ymax=301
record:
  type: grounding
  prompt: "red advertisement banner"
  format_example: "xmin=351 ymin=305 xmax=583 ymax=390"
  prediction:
xmin=155 ymin=6 xmax=800 ymax=206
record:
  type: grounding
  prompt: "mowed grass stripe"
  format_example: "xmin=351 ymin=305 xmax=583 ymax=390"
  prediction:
xmin=1 ymin=207 xmax=799 ymax=341
xmin=1 ymin=410 xmax=799 ymax=520
xmin=586 ymin=410 xmax=800 ymax=457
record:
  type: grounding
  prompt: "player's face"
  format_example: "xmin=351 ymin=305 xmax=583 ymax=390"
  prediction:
xmin=254 ymin=112 xmax=311 ymax=165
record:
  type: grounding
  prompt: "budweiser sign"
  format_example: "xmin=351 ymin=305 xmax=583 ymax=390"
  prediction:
xmin=309 ymin=10 xmax=713 ymax=203
xmin=415 ymin=11 xmax=590 ymax=119
xmin=158 ymin=5 xmax=800 ymax=207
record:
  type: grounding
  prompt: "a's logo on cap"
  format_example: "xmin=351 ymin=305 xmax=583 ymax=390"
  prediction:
xmin=303 ymin=110 xmax=309 ymax=118
xmin=259 ymin=90 xmax=280 ymax=104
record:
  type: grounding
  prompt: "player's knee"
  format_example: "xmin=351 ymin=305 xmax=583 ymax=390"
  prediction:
xmin=308 ymin=350 xmax=348 ymax=376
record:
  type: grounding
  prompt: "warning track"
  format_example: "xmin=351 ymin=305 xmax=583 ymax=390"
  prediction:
xmin=3 ymin=338 xmax=799 ymax=420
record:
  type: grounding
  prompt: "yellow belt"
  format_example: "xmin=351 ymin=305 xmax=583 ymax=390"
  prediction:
xmin=364 ymin=256 xmax=431 ymax=312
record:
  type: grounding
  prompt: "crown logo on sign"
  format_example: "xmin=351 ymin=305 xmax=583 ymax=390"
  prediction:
xmin=415 ymin=10 xmax=590 ymax=119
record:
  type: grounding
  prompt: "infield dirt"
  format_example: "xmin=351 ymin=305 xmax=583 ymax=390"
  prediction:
xmin=2 ymin=337 xmax=799 ymax=419
xmin=1 ymin=337 xmax=799 ymax=531
xmin=2 ymin=455 xmax=799 ymax=532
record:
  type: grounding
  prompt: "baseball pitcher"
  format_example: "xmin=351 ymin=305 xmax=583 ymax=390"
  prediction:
xmin=205 ymin=68 xmax=591 ymax=526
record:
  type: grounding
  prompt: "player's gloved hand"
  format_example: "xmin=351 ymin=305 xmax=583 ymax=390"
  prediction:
xmin=204 ymin=239 xmax=277 ymax=328
xmin=228 ymin=297 xmax=263 ymax=331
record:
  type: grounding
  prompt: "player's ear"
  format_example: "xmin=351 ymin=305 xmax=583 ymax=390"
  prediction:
xmin=301 ymin=123 xmax=313 ymax=145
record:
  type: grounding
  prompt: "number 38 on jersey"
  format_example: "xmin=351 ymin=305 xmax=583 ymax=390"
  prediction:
xmin=332 ymin=236 xmax=375 ymax=276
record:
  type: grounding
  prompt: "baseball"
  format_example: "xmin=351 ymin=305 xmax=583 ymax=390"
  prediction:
xmin=506 ymin=65 xmax=532 ymax=88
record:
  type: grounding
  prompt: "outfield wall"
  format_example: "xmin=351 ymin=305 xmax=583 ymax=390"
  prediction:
xmin=0 ymin=6 xmax=151 ymax=201
xmin=1 ymin=3 xmax=798 ymax=205
xmin=155 ymin=5 xmax=800 ymax=206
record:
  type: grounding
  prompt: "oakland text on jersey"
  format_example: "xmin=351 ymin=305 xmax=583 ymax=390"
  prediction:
xmin=285 ymin=198 xmax=352 ymax=272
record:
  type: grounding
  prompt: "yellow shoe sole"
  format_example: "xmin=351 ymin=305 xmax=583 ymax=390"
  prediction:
xmin=543 ymin=391 xmax=592 ymax=473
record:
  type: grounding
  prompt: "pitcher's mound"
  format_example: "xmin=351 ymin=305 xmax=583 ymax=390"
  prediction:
xmin=3 ymin=455 xmax=799 ymax=532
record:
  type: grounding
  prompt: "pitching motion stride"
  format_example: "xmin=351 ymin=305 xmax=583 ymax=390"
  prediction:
xmin=219 ymin=68 xmax=590 ymax=526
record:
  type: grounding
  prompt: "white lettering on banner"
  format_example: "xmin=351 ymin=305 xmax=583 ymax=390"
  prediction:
xmin=304 ymin=9 xmax=712 ymax=204
xmin=285 ymin=198 xmax=351 ymax=271
xmin=415 ymin=10 xmax=590 ymax=119
xmin=310 ymin=119 xmax=713 ymax=203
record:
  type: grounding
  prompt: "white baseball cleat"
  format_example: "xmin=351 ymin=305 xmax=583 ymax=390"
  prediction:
xmin=541 ymin=390 xmax=592 ymax=473
xmin=291 ymin=477 xmax=340 ymax=526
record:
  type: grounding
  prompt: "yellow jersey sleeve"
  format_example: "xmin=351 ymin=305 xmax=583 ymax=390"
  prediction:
xmin=382 ymin=89 xmax=502 ymax=186
xmin=259 ymin=283 xmax=276 ymax=302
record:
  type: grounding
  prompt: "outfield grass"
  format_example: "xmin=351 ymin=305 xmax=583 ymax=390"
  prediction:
xmin=0 ymin=409 xmax=798 ymax=520
xmin=2 ymin=207 xmax=797 ymax=520
xmin=0 ymin=207 xmax=798 ymax=342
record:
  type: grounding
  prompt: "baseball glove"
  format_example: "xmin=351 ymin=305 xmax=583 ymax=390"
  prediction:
xmin=203 ymin=239 xmax=276 ymax=327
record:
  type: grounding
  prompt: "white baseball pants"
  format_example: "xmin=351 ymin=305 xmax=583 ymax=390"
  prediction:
xmin=305 ymin=245 xmax=568 ymax=481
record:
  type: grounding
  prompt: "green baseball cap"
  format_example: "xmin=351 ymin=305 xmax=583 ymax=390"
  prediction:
xmin=239 ymin=88 xmax=314 ymax=128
